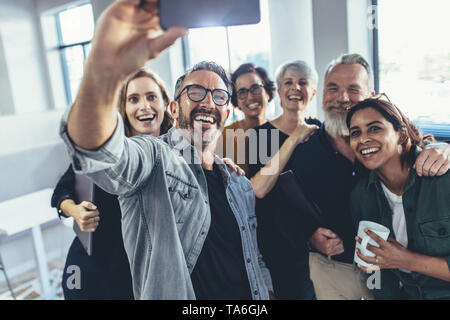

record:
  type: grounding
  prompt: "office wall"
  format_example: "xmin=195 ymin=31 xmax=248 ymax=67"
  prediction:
xmin=0 ymin=0 xmax=52 ymax=116
xmin=0 ymin=32 xmax=15 ymax=116
xmin=267 ymin=0 xmax=317 ymax=118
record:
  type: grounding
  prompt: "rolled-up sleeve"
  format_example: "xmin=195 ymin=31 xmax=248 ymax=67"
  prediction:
xmin=59 ymin=110 xmax=158 ymax=196
xmin=51 ymin=165 xmax=76 ymax=218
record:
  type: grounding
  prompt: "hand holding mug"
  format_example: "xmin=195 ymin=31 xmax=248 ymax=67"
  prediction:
xmin=354 ymin=221 xmax=389 ymax=269
xmin=355 ymin=227 xmax=413 ymax=272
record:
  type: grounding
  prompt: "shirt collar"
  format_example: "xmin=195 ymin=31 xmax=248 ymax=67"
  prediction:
xmin=164 ymin=127 xmax=232 ymax=186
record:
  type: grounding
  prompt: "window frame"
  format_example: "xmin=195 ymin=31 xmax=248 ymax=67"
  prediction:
xmin=54 ymin=2 xmax=93 ymax=105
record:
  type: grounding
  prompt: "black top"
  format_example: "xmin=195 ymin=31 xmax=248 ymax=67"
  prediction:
xmin=290 ymin=123 xmax=366 ymax=264
xmin=51 ymin=165 xmax=134 ymax=299
xmin=190 ymin=163 xmax=252 ymax=300
xmin=248 ymin=118 xmax=322 ymax=177
xmin=51 ymin=165 xmax=131 ymax=263
xmin=248 ymin=119 xmax=320 ymax=299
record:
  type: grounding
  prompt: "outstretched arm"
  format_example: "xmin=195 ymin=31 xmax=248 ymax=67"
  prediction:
xmin=67 ymin=0 xmax=186 ymax=150
xmin=250 ymin=123 xmax=317 ymax=198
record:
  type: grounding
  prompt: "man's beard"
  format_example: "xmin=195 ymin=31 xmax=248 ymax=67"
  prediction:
xmin=323 ymin=102 xmax=350 ymax=137
xmin=178 ymin=106 xmax=224 ymax=147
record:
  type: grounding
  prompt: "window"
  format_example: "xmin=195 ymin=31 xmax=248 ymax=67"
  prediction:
xmin=185 ymin=0 xmax=271 ymax=72
xmin=183 ymin=0 xmax=271 ymax=124
xmin=375 ymin=0 xmax=450 ymax=141
xmin=55 ymin=3 xmax=94 ymax=104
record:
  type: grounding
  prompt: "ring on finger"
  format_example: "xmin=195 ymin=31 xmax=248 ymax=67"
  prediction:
xmin=375 ymin=257 xmax=379 ymax=264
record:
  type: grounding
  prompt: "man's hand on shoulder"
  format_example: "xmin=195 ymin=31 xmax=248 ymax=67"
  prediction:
xmin=309 ymin=227 xmax=345 ymax=256
xmin=415 ymin=142 xmax=450 ymax=176
xmin=222 ymin=158 xmax=245 ymax=176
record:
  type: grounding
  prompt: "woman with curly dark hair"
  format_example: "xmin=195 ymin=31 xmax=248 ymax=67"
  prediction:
xmin=219 ymin=63 xmax=275 ymax=176
xmin=348 ymin=96 xmax=450 ymax=299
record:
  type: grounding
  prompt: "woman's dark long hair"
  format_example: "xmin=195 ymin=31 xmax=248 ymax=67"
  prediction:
xmin=230 ymin=63 xmax=275 ymax=107
xmin=346 ymin=97 xmax=430 ymax=168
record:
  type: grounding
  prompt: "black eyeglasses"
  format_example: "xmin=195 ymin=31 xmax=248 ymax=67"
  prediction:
xmin=175 ymin=84 xmax=230 ymax=106
xmin=236 ymin=84 xmax=264 ymax=100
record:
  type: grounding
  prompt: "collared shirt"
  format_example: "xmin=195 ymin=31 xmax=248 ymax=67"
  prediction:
xmin=350 ymin=148 xmax=450 ymax=300
xmin=59 ymin=112 xmax=273 ymax=300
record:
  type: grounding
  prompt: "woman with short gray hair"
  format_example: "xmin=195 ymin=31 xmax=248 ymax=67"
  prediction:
xmin=248 ymin=59 xmax=320 ymax=299
xmin=250 ymin=60 xmax=319 ymax=198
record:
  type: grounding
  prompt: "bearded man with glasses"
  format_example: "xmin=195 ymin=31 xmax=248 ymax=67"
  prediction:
xmin=59 ymin=1 xmax=273 ymax=300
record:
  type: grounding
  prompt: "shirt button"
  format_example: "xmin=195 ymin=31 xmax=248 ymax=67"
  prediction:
xmin=438 ymin=228 xmax=447 ymax=236
xmin=246 ymin=258 xmax=251 ymax=263
xmin=254 ymin=290 xmax=259 ymax=295
xmin=73 ymin=157 xmax=81 ymax=170
xmin=201 ymin=231 xmax=205 ymax=236
xmin=241 ymin=226 xmax=245 ymax=231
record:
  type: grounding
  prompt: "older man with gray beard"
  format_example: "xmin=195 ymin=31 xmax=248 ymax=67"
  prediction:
xmin=287 ymin=53 xmax=450 ymax=300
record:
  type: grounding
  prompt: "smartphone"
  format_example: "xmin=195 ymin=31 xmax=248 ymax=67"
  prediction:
xmin=159 ymin=0 xmax=261 ymax=30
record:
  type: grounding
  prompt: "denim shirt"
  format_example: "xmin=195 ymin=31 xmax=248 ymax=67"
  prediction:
xmin=59 ymin=112 xmax=273 ymax=300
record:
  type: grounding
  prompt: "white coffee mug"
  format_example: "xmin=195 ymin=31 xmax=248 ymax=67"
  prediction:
xmin=354 ymin=220 xmax=390 ymax=267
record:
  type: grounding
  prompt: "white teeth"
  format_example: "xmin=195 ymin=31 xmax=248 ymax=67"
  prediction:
xmin=361 ymin=147 xmax=380 ymax=155
xmin=288 ymin=95 xmax=302 ymax=101
xmin=138 ymin=115 xmax=155 ymax=121
xmin=248 ymin=103 xmax=260 ymax=110
xmin=194 ymin=115 xmax=215 ymax=124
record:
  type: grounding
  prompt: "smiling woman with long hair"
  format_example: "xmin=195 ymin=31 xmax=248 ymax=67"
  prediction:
xmin=347 ymin=96 xmax=450 ymax=300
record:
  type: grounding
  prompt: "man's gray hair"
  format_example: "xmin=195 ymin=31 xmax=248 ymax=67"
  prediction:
xmin=275 ymin=60 xmax=319 ymax=89
xmin=324 ymin=53 xmax=374 ymax=90
xmin=174 ymin=61 xmax=232 ymax=100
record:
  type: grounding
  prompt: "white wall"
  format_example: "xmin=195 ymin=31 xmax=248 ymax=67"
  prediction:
xmin=0 ymin=32 xmax=15 ymax=116
xmin=267 ymin=0 xmax=317 ymax=118
xmin=266 ymin=0 xmax=371 ymax=119
xmin=0 ymin=0 xmax=52 ymax=116
xmin=0 ymin=111 xmax=63 ymax=157
xmin=311 ymin=0 xmax=372 ymax=119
